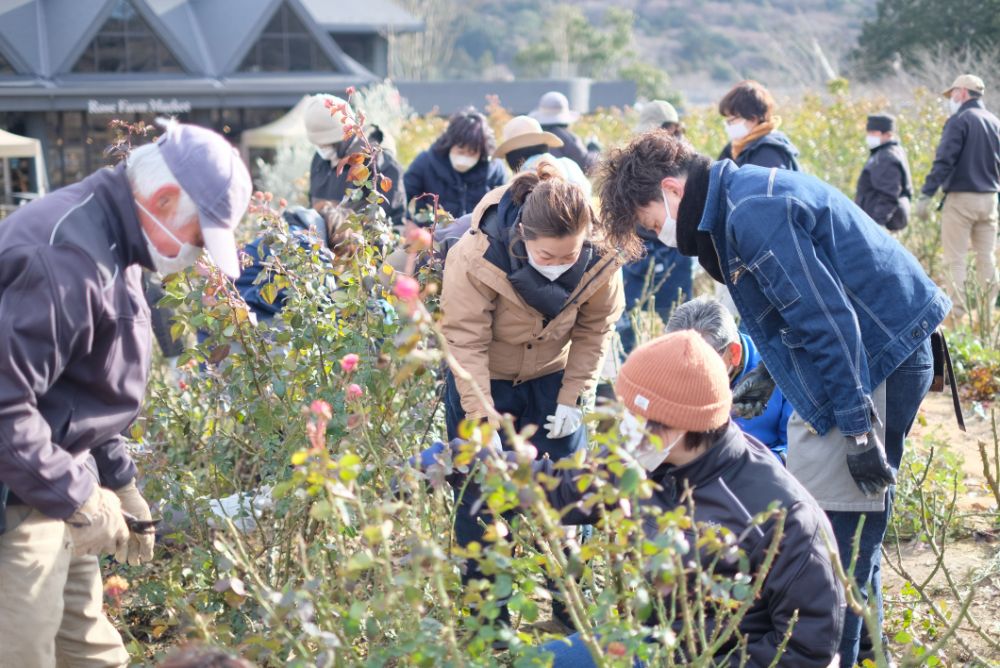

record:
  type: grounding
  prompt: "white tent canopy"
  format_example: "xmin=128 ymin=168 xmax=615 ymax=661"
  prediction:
xmin=0 ymin=128 xmax=47 ymax=203
xmin=239 ymin=95 xmax=311 ymax=161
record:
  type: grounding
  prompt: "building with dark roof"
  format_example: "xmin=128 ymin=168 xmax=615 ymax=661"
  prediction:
xmin=0 ymin=0 xmax=420 ymax=190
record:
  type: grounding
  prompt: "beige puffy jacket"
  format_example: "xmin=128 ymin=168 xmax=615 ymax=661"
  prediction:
xmin=441 ymin=187 xmax=625 ymax=420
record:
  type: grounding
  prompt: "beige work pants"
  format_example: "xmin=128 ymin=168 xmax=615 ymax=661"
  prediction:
xmin=940 ymin=191 xmax=999 ymax=318
xmin=0 ymin=506 xmax=129 ymax=668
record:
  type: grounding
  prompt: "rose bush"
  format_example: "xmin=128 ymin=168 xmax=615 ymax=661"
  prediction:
xmin=105 ymin=85 xmax=996 ymax=667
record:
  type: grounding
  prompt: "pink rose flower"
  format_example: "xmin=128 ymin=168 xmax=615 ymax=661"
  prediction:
xmin=393 ymin=276 xmax=420 ymax=302
xmin=340 ymin=353 xmax=360 ymax=373
xmin=310 ymin=400 xmax=332 ymax=421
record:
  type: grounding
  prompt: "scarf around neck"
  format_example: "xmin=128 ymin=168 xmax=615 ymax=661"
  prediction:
xmin=675 ymin=156 xmax=724 ymax=283
xmin=493 ymin=191 xmax=594 ymax=320
xmin=731 ymin=116 xmax=781 ymax=159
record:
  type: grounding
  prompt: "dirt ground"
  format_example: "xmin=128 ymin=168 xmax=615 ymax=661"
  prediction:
xmin=882 ymin=392 xmax=1000 ymax=666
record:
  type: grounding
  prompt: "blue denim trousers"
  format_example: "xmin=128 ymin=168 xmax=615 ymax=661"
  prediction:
xmin=541 ymin=633 xmax=645 ymax=667
xmin=826 ymin=338 xmax=933 ymax=667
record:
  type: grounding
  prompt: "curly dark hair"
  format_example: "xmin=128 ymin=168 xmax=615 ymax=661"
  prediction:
xmin=595 ymin=133 xmax=704 ymax=262
xmin=717 ymin=80 xmax=775 ymax=123
xmin=431 ymin=107 xmax=497 ymax=160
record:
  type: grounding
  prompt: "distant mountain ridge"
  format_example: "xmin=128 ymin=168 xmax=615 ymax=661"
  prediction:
xmin=451 ymin=0 xmax=878 ymax=100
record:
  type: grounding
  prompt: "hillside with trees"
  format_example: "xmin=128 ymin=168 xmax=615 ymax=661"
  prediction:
xmin=391 ymin=0 xmax=878 ymax=101
xmin=390 ymin=0 xmax=1000 ymax=104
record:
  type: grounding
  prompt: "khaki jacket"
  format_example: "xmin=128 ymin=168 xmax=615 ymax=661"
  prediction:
xmin=441 ymin=187 xmax=624 ymax=420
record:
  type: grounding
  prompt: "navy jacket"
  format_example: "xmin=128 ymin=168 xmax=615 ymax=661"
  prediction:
xmin=720 ymin=131 xmax=800 ymax=171
xmin=235 ymin=210 xmax=332 ymax=321
xmin=0 ymin=165 xmax=152 ymax=518
xmin=700 ymin=160 xmax=949 ymax=436
xmin=855 ymin=141 xmax=913 ymax=231
xmin=309 ymin=147 xmax=406 ymax=227
xmin=541 ymin=124 xmax=600 ymax=174
xmin=922 ymin=98 xmax=1000 ymax=196
xmin=403 ymin=149 xmax=507 ymax=220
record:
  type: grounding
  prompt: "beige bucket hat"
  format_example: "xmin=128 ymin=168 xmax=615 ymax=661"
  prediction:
xmin=494 ymin=115 xmax=564 ymax=158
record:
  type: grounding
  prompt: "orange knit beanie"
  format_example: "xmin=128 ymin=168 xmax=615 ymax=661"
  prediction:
xmin=615 ymin=330 xmax=732 ymax=431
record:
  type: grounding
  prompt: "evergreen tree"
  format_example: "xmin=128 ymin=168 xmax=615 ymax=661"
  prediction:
xmin=854 ymin=0 xmax=1000 ymax=77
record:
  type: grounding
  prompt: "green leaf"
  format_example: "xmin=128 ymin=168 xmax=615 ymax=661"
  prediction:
xmin=619 ymin=466 xmax=641 ymax=495
xmin=260 ymin=282 xmax=278 ymax=305
xmin=493 ymin=574 xmax=513 ymax=599
xmin=345 ymin=550 xmax=375 ymax=573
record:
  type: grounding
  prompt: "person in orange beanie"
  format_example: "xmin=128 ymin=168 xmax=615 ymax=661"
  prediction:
xmin=536 ymin=330 xmax=844 ymax=666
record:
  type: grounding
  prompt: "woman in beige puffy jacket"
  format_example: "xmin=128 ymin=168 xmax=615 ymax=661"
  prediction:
xmin=441 ymin=163 xmax=629 ymax=454
xmin=441 ymin=162 xmax=631 ymax=625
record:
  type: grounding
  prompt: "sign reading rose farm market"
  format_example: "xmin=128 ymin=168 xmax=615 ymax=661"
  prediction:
xmin=87 ymin=98 xmax=193 ymax=115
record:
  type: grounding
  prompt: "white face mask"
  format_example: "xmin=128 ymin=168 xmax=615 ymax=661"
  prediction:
xmin=527 ymin=249 xmax=575 ymax=281
xmin=657 ymin=189 xmax=678 ymax=248
xmin=725 ymin=119 xmax=750 ymax=142
xmin=317 ymin=145 xmax=336 ymax=161
xmin=449 ymin=150 xmax=479 ymax=173
xmin=621 ymin=409 xmax=682 ymax=471
xmin=948 ymin=98 xmax=962 ymax=115
xmin=135 ymin=199 xmax=203 ymax=276
xmin=865 ymin=134 xmax=883 ymax=150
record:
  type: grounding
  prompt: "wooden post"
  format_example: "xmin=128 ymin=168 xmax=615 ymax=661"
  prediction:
xmin=2 ymin=158 xmax=12 ymax=206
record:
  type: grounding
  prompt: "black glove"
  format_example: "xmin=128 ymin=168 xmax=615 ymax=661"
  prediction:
xmin=845 ymin=431 xmax=895 ymax=497
xmin=732 ymin=363 xmax=777 ymax=419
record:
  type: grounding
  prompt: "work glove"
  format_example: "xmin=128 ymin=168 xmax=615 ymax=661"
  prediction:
xmin=66 ymin=487 xmax=129 ymax=558
xmin=545 ymin=404 xmax=583 ymax=440
xmin=914 ymin=195 xmax=933 ymax=221
xmin=732 ymin=363 xmax=777 ymax=419
xmin=113 ymin=480 xmax=156 ymax=565
xmin=845 ymin=430 xmax=896 ymax=498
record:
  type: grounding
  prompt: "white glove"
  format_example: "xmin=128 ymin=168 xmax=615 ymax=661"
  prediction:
xmin=544 ymin=404 xmax=583 ymax=440
xmin=67 ymin=487 xmax=130 ymax=558
xmin=113 ymin=480 xmax=155 ymax=565
xmin=914 ymin=195 xmax=933 ymax=220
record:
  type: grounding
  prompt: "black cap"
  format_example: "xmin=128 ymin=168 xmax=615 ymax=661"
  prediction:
xmin=866 ymin=114 xmax=895 ymax=133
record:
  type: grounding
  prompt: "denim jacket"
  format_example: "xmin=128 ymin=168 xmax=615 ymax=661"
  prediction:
xmin=699 ymin=161 xmax=950 ymax=436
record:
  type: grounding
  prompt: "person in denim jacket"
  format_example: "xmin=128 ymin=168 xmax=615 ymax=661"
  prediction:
xmin=597 ymin=133 xmax=950 ymax=667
